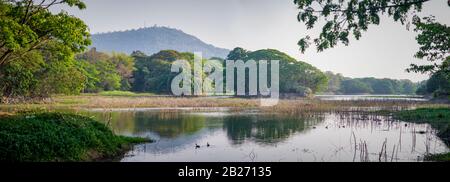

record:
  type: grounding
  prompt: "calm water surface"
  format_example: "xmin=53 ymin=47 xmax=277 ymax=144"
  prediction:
xmin=85 ymin=108 xmax=449 ymax=162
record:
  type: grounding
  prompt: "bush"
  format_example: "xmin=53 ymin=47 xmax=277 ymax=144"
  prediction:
xmin=0 ymin=112 xmax=148 ymax=162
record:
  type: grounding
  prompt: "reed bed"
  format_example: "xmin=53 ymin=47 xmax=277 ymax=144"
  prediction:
xmin=1 ymin=95 xmax=447 ymax=114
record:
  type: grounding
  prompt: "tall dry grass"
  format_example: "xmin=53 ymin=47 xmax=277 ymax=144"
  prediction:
xmin=1 ymin=95 xmax=448 ymax=114
xmin=52 ymin=95 xmax=450 ymax=113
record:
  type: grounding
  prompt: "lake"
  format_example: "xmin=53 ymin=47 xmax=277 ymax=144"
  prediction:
xmin=85 ymin=107 xmax=449 ymax=162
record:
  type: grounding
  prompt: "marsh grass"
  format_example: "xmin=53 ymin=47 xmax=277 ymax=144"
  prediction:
xmin=4 ymin=95 xmax=443 ymax=110
xmin=0 ymin=112 xmax=149 ymax=162
xmin=97 ymin=91 xmax=156 ymax=97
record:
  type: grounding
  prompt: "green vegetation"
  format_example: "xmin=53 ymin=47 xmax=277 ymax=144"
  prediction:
xmin=0 ymin=0 xmax=90 ymax=102
xmin=132 ymin=50 xmax=202 ymax=93
xmin=415 ymin=59 xmax=450 ymax=98
xmin=394 ymin=107 xmax=450 ymax=122
xmin=0 ymin=112 xmax=149 ymax=162
xmin=424 ymin=153 xmax=450 ymax=162
xmin=410 ymin=17 xmax=449 ymax=99
xmin=323 ymin=71 xmax=418 ymax=95
xmin=294 ymin=0 xmax=447 ymax=57
xmin=393 ymin=107 xmax=450 ymax=161
xmin=75 ymin=48 xmax=135 ymax=92
xmin=294 ymin=0 xmax=449 ymax=99
xmin=227 ymin=47 xmax=328 ymax=96
xmin=0 ymin=1 xmax=429 ymax=102
xmin=130 ymin=47 xmax=328 ymax=96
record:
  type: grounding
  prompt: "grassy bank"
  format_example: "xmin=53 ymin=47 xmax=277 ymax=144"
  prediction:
xmin=0 ymin=112 xmax=150 ymax=162
xmin=393 ymin=108 xmax=450 ymax=162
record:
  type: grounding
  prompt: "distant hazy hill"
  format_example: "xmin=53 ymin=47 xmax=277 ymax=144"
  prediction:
xmin=91 ymin=26 xmax=230 ymax=59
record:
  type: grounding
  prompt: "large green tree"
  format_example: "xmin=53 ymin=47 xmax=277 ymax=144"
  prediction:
xmin=0 ymin=0 xmax=91 ymax=100
xmin=132 ymin=50 xmax=202 ymax=94
xmin=294 ymin=0 xmax=446 ymax=51
xmin=0 ymin=0 xmax=90 ymax=67
xmin=75 ymin=48 xmax=127 ymax=92
xmin=406 ymin=16 xmax=449 ymax=75
xmin=109 ymin=52 xmax=135 ymax=90
xmin=226 ymin=48 xmax=328 ymax=95
xmin=294 ymin=0 xmax=449 ymax=75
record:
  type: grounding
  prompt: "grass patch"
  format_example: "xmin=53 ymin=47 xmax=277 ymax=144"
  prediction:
xmin=424 ymin=153 xmax=450 ymax=162
xmin=393 ymin=107 xmax=450 ymax=123
xmin=0 ymin=112 xmax=150 ymax=162
xmin=393 ymin=107 xmax=450 ymax=162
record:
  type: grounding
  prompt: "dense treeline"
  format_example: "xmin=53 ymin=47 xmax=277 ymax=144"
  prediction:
xmin=75 ymin=48 xmax=134 ymax=92
xmin=131 ymin=47 xmax=328 ymax=96
xmin=323 ymin=71 xmax=418 ymax=95
xmin=226 ymin=47 xmax=328 ymax=96
xmin=1 ymin=44 xmax=329 ymax=102
xmin=131 ymin=49 xmax=206 ymax=94
xmin=1 ymin=0 xmax=446 ymax=103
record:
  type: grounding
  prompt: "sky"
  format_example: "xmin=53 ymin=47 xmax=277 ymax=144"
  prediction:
xmin=57 ymin=0 xmax=450 ymax=82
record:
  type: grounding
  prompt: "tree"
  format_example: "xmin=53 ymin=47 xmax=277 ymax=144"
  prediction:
xmin=131 ymin=50 xmax=147 ymax=58
xmin=294 ymin=0 xmax=447 ymax=53
xmin=415 ymin=80 xmax=428 ymax=95
xmin=371 ymin=79 xmax=395 ymax=94
xmin=75 ymin=49 xmax=124 ymax=92
xmin=406 ymin=16 xmax=450 ymax=75
xmin=294 ymin=1 xmax=449 ymax=86
xmin=340 ymin=79 xmax=372 ymax=94
xmin=0 ymin=0 xmax=91 ymax=101
xmin=226 ymin=48 xmax=328 ymax=95
xmin=0 ymin=51 xmax=42 ymax=98
xmin=425 ymin=67 xmax=450 ymax=97
xmin=109 ymin=52 xmax=135 ymax=90
xmin=35 ymin=56 xmax=85 ymax=96
xmin=324 ymin=75 xmax=417 ymax=95
xmin=132 ymin=50 xmax=198 ymax=93
xmin=324 ymin=71 xmax=345 ymax=93
xmin=399 ymin=79 xmax=416 ymax=94
xmin=227 ymin=47 xmax=249 ymax=60
xmin=0 ymin=0 xmax=90 ymax=67
xmin=0 ymin=48 xmax=86 ymax=101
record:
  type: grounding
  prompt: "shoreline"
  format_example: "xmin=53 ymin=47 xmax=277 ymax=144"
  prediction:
xmin=1 ymin=95 xmax=448 ymax=162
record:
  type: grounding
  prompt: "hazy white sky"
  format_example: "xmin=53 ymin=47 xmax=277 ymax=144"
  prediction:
xmin=58 ymin=0 xmax=450 ymax=82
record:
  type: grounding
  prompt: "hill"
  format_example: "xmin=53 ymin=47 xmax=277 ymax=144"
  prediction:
xmin=91 ymin=26 xmax=230 ymax=59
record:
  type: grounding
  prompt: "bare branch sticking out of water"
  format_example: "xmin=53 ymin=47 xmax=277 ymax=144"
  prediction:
xmin=391 ymin=145 xmax=396 ymax=162
xmin=248 ymin=149 xmax=256 ymax=162
xmin=351 ymin=131 xmax=357 ymax=162
xmin=379 ymin=138 xmax=388 ymax=162
xmin=359 ymin=140 xmax=370 ymax=162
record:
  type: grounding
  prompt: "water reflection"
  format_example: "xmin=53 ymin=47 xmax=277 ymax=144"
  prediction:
xmin=223 ymin=114 xmax=323 ymax=145
xmin=84 ymin=110 xmax=448 ymax=162
xmin=91 ymin=111 xmax=321 ymax=145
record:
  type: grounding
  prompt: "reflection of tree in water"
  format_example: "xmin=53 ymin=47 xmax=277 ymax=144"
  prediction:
xmin=91 ymin=111 xmax=213 ymax=138
xmin=223 ymin=114 xmax=325 ymax=145
xmin=88 ymin=111 xmax=137 ymax=135
xmin=90 ymin=110 xmax=325 ymax=145
xmin=131 ymin=112 xmax=207 ymax=138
